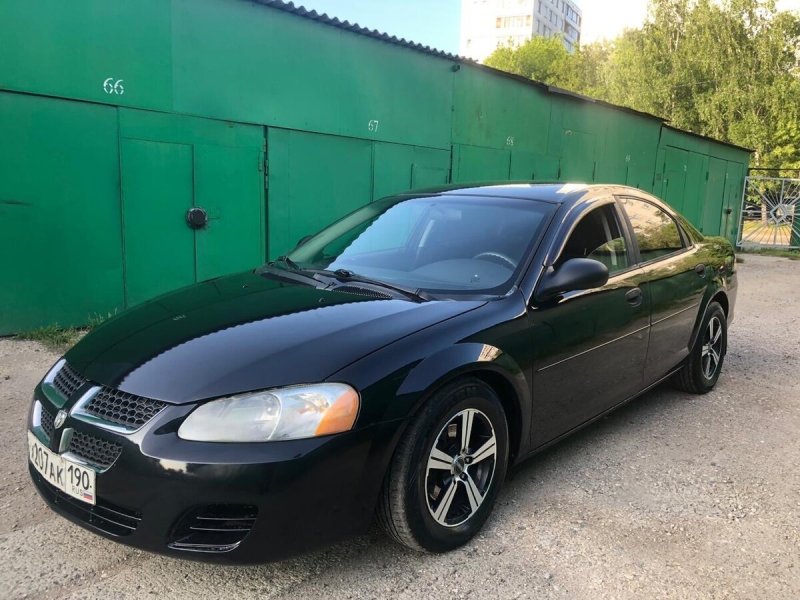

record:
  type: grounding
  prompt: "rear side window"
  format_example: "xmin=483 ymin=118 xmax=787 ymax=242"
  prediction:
xmin=620 ymin=197 xmax=684 ymax=261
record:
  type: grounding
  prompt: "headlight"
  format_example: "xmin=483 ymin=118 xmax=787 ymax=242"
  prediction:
xmin=177 ymin=383 xmax=359 ymax=442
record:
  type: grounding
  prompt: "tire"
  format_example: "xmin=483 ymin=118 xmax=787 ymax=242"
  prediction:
xmin=378 ymin=377 xmax=509 ymax=552
xmin=671 ymin=301 xmax=727 ymax=394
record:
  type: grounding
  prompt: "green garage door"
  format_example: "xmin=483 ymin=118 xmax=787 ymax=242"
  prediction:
xmin=373 ymin=142 xmax=450 ymax=199
xmin=267 ymin=129 xmax=451 ymax=257
xmin=702 ymin=157 xmax=727 ymax=236
xmin=722 ymin=161 xmax=745 ymax=242
xmin=560 ymin=129 xmax=596 ymax=182
xmin=452 ymin=145 xmax=511 ymax=183
xmin=660 ymin=146 xmax=689 ymax=213
xmin=267 ymin=129 xmax=373 ymax=257
xmin=510 ymin=151 xmax=560 ymax=181
xmin=119 ymin=110 xmax=265 ymax=306
xmin=0 ymin=92 xmax=123 ymax=334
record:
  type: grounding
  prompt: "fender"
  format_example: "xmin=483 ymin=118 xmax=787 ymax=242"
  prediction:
xmin=687 ymin=267 xmax=734 ymax=352
xmin=394 ymin=342 xmax=532 ymax=461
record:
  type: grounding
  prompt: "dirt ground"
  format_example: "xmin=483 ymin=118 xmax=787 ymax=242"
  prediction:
xmin=1 ymin=254 xmax=799 ymax=599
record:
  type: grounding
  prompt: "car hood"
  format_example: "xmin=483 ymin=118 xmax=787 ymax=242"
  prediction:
xmin=66 ymin=271 xmax=485 ymax=404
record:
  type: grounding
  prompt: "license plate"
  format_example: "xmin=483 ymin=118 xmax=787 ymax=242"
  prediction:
xmin=28 ymin=431 xmax=96 ymax=505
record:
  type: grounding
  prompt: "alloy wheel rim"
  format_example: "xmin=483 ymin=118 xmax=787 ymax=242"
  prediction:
xmin=701 ymin=316 xmax=724 ymax=379
xmin=425 ymin=408 xmax=497 ymax=527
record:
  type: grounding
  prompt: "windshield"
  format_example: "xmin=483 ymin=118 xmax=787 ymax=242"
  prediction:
xmin=279 ymin=194 xmax=553 ymax=296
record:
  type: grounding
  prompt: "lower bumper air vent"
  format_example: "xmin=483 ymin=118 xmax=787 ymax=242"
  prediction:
xmin=169 ymin=504 xmax=258 ymax=553
xmin=30 ymin=467 xmax=141 ymax=536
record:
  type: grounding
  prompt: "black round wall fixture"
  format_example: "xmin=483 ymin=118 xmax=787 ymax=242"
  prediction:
xmin=186 ymin=207 xmax=209 ymax=229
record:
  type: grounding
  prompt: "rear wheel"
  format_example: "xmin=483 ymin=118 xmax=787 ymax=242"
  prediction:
xmin=672 ymin=301 xmax=727 ymax=394
xmin=378 ymin=378 xmax=509 ymax=552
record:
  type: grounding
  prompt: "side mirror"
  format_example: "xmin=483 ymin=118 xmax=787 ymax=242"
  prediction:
xmin=295 ymin=235 xmax=313 ymax=249
xmin=534 ymin=258 xmax=609 ymax=304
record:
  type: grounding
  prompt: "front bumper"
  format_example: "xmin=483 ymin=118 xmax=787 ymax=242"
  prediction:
xmin=28 ymin=385 xmax=402 ymax=564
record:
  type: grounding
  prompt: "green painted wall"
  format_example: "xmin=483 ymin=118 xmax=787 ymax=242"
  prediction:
xmin=0 ymin=92 xmax=123 ymax=332
xmin=0 ymin=0 xmax=750 ymax=333
xmin=0 ymin=0 xmax=172 ymax=111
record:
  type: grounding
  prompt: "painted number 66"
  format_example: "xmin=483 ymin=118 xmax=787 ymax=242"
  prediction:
xmin=103 ymin=78 xmax=125 ymax=95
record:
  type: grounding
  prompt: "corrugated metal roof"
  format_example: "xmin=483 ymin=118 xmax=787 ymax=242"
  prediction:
xmin=662 ymin=124 xmax=753 ymax=153
xmin=251 ymin=0 xmax=464 ymax=60
xmin=249 ymin=0 xmax=751 ymax=154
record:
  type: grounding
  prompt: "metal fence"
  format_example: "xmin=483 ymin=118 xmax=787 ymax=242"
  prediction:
xmin=737 ymin=176 xmax=800 ymax=249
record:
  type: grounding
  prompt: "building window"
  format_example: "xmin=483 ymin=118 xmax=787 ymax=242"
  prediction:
xmin=496 ymin=17 xmax=502 ymax=28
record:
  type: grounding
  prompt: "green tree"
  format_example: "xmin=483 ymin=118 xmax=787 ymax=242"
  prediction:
xmin=483 ymin=0 xmax=800 ymax=170
xmin=484 ymin=35 xmax=572 ymax=84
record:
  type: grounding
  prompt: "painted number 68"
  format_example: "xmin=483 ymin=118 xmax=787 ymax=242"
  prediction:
xmin=103 ymin=78 xmax=125 ymax=95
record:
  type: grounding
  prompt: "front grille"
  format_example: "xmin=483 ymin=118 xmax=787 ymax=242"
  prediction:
xmin=30 ymin=467 xmax=141 ymax=536
xmin=83 ymin=388 xmax=167 ymax=430
xmin=40 ymin=404 xmax=55 ymax=441
xmin=53 ymin=363 xmax=86 ymax=400
xmin=333 ymin=285 xmax=392 ymax=299
xmin=67 ymin=430 xmax=122 ymax=470
xmin=169 ymin=504 xmax=258 ymax=553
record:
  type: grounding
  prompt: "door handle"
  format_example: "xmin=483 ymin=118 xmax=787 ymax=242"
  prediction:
xmin=186 ymin=207 xmax=209 ymax=230
xmin=695 ymin=263 xmax=706 ymax=276
xmin=625 ymin=287 xmax=643 ymax=306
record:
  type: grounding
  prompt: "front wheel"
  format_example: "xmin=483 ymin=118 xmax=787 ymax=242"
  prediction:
xmin=672 ymin=301 xmax=728 ymax=394
xmin=378 ymin=378 xmax=509 ymax=552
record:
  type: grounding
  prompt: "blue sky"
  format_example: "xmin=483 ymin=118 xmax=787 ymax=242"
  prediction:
xmin=294 ymin=0 xmax=462 ymax=52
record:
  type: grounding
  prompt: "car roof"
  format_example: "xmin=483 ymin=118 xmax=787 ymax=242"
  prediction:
xmin=395 ymin=182 xmax=655 ymax=207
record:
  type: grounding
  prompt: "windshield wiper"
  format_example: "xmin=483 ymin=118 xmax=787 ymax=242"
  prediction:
xmin=315 ymin=269 xmax=433 ymax=302
xmin=258 ymin=256 xmax=323 ymax=286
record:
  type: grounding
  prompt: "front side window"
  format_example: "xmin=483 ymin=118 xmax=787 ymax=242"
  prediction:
xmin=558 ymin=204 xmax=629 ymax=275
xmin=620 ymin=197 xmax=684 ymax=261
xmin=283 ymin=195 xmax=553 ymax=296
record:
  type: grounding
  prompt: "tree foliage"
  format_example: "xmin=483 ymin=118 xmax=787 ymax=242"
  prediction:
xmin=484 ymin=0 xmax=800 ymax=169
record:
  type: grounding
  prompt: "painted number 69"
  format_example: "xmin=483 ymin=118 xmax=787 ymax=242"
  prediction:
xmin=103 ymin=78 xmax=125 ymax=95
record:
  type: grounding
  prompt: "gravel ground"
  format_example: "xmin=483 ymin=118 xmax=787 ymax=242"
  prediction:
xmin=1 ymin=254 xmax=799 ymax=599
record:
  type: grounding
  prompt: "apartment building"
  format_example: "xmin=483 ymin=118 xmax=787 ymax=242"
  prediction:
xmin=460 ymin=0 xmax=582 ymax=61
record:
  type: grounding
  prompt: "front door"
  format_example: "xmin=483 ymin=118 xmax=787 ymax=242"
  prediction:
xmin=530 ymin=202 xmax=650 ymax=447
xmin=119 ymin=110 xmax=265 ymax=306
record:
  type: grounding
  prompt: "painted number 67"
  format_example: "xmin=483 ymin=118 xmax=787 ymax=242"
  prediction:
xmin=103 ymin=78 xmax=125 ymax=95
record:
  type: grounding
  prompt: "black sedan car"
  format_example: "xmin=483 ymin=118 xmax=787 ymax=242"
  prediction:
xmin=28 ymin=183 xmax=736 ymax=563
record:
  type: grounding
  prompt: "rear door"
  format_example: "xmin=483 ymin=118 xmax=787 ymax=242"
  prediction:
xmin=618 ymin=195 xmax=707 ymax=383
